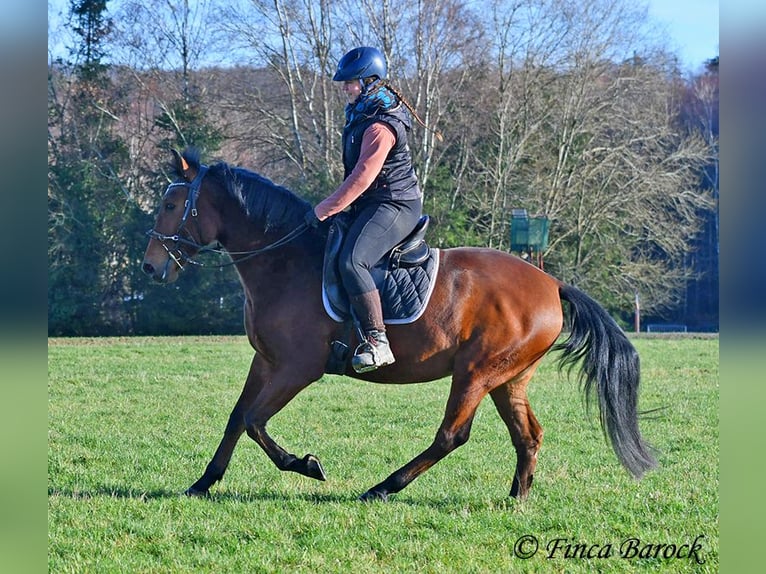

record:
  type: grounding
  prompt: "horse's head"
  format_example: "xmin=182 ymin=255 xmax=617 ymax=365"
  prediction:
xmin=142 ymin=148 xmax=217 ymax=283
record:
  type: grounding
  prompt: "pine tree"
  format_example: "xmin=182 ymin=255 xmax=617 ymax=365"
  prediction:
xmin=48 ymin=0 xmax=138 ymax=335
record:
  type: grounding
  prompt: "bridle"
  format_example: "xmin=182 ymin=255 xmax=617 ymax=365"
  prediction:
xmin=146 ymin=164 xmax=309 ymax=272
xmin=146 ymin=165 xmax=210 ymax=271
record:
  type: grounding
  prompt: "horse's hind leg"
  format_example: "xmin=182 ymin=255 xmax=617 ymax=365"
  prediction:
xmin=489 ymin=364 xmax=544 ymax=500
xmin=359 ymin=371 xmax=488 ymax=502
xmin=186 ymin=354 xmax=268 ymax=496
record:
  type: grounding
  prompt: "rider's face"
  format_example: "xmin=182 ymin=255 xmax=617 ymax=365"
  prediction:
xmin=339 ymin=80 xmax=362 ymax=104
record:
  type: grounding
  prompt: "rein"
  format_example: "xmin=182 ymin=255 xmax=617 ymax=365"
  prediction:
xmin=146 ymin=165 xmax=309 ymax=270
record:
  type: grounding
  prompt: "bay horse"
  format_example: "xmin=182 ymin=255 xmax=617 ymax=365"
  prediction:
xmin=141 ymin=147 xmax=656 ymax=502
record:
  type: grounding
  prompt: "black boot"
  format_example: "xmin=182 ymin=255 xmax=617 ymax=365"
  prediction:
xmin=349 ymin=290 xmax=395 ymax=373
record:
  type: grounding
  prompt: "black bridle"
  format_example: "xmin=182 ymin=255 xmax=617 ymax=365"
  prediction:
xmin=146 ymin=164 xmax=309 ymax=271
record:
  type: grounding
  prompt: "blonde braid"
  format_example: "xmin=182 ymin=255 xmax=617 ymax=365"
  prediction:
xmin=383 ymin=80 xmax=444 ymax=142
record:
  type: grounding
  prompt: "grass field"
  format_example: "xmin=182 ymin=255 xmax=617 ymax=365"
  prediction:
xmin=48 ymin=335 xmax=718 ymax=573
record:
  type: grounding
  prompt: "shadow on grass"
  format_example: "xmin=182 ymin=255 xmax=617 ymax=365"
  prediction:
xmin=48 ymin=484 xmax=357 ymax=504
xmin=48 ymin=483 xmax=520 ymax=511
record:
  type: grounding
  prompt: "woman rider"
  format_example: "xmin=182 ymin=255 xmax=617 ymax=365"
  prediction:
xmin=305 ymin=47 xmax=423 ymax=373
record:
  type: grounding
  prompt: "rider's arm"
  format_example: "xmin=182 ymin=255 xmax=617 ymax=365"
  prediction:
xmin=314 ymin=122 xmax=396 ymax=220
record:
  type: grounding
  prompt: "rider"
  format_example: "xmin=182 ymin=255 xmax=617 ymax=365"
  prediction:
xmin=305 ymin=47 xmax=423 ymax=373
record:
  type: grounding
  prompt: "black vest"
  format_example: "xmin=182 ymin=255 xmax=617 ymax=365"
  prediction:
xmin=342 ymin=104 xmax=421 ymax=202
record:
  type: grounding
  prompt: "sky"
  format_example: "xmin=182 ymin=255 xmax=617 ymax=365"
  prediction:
xmin=646 ymin=0 xmax=719 ymax=71
xmin=48 ymin=0 xmax=719 ymax=73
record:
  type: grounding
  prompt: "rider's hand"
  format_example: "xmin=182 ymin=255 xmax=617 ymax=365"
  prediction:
xmin=304 ymin=208 xmax=321 ymax=229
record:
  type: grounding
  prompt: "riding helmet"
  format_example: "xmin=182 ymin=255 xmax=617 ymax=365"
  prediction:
xmin=333 ymin=47 xmax=387 ymax=82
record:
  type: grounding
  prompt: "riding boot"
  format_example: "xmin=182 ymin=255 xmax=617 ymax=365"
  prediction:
xmin=349 ymin=290 xmax=395 ymax=373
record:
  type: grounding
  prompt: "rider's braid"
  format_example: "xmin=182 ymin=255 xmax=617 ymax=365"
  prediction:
xmin=381 ymin=80 xmax=444 ymax=142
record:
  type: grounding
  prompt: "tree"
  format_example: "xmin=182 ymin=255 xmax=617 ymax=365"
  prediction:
xmin=70 ymin=0 xmax=113 ymax=82
xmin=441 ymin=0 xmax=714 ymax=320
xmin=111 ymin=0 xmax=243 ymax=334
xmin=49 ymin=0 xmax=138 ymax=335
xmin=206 ymin=0 xmax=340 ymax=198
xmin=446 ymin=0 xmax=565 ymax=249
xmin=671 ymin=56 xmax=719 ymax=329
xmin=47 ymin=0 xmax=720 ymax=333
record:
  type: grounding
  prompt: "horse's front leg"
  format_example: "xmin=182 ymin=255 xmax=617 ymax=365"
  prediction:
xmin=185 ymin=353 xmax=268 ymax=496
xmin=243 ymin=364 xmax=327 ymax=482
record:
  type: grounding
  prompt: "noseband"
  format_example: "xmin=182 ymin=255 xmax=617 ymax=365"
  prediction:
xmin=146 ymin=164 xmax=309 ymax=272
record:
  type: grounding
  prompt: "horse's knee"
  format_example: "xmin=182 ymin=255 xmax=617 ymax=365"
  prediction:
xmin=244 ymin=418 xmax=265 ymax=443
xmin=515 ymin=437 xmax=542 ymax=463
xmin=529 ymin=432 xmax=543 ymax=453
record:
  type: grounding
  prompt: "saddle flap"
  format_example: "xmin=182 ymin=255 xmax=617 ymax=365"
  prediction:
xmin=322 ymin=215 xmax=351 ymax=313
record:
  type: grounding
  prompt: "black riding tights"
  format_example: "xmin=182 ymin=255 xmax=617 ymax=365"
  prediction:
xmin=338 ymin=197 xmax=422 ymax=296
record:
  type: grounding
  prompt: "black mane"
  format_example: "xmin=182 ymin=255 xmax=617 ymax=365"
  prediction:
xmin=176 ymin=147 xmax=310 ymax=233
xmin=210 ymin=162 xmax=310 ymax=233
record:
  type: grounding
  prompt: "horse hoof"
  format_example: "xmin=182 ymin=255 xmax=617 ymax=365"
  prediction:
xmin=359 ymin=489 xmax=388 ymax=502
xmin=303 ymin=454 xmax=327 ymax=481
xmin=184 ymin=486 xmax=209 ymax=497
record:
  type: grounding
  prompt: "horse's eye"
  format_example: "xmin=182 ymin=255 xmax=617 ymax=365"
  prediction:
xmin=165 ymin=202 xmax=176 ymax=211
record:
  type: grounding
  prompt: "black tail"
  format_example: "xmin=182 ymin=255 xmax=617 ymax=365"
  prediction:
xmin=554 ymin=284 xmax=657 ymax=478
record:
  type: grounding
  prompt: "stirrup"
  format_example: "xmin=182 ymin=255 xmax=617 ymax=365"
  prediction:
xmin=351 ymin=331 xmax=395 ymax=373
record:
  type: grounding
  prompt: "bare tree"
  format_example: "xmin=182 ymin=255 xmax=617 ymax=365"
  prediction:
xmin=104 ymin=0 xmax=229 ymax=210
xmin=396 ymin=0 xmax=482 ymax=189
xmin=452 ymin=0 xmax=570 ymax=249
xmin=207 ymin=0 xmax=341 ymax=191
xmin=112 ymin=0 xmax=222 ymax=74
xmin=530 ymin=63 xmax=712 ymax=313
xmin=439 ymin=0 xmax=713 ymax=315
xmin=211 ymin=0 xmax=483 ymax=196
xmin=685 ymin=59 xmax=719 ymax=246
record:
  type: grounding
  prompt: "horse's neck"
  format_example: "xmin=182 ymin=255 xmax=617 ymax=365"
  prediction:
xmin=215 ymin=189 xmax=318 ymax=299
xmin=223 ymin=223 xmax=318 ymax=295
xmin=217 ymin=196 xmax=284 ymax=254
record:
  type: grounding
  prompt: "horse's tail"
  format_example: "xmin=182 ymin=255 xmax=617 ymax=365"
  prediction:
xmin=554 ymin=283 xmax=657 ymax=478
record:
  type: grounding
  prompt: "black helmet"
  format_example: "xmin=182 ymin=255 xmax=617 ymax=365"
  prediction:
xmin=333 ymin=47 xmax=387 ymax=82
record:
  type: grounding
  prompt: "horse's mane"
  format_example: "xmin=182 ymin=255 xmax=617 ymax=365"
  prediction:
xmin=178 ymin=148 xmax=310 ymax=233
xmin=214 ymin=163 xmax=311 ymax=233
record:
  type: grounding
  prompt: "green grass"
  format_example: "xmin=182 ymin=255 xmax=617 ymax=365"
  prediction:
xmin=48 ymin=335 xmax=718 ymax=573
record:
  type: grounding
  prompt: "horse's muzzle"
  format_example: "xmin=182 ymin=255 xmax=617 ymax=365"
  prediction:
xmin=142 ymin=259 xmax=175 ymax=283
xmin=142 ymin=261 xmax=162 ymax=282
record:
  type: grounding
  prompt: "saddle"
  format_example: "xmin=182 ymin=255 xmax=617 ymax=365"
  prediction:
xmin=322 ymin=213 xmax=440 ymax=327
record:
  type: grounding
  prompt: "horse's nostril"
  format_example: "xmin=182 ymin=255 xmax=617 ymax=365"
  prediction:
xmin=142 ymin=262 xmax=155 ymax=276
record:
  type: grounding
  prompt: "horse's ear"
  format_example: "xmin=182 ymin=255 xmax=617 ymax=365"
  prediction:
xmin=171 ymin=148 xmax=193 ymax=180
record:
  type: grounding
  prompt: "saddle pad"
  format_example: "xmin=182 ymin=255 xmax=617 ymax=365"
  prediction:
xmin=322 ymin=246 xmax=440 ymax=325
